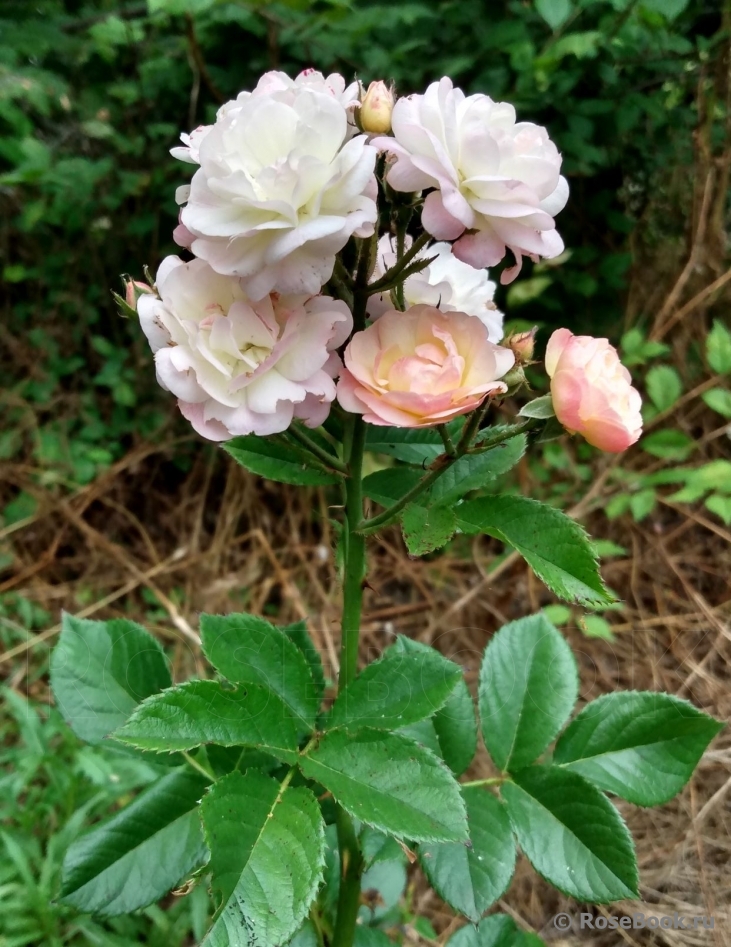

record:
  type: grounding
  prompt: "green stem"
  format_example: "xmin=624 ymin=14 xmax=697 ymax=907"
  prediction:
xmin=331 ymin=807 xmax=364 ymax=947
xmin=358 ymin=457 xmax=457 ymax=535
xmin=340 ymin=415 xmax=366 ymax=689
xmin=357 ymin=418 xmax=537 ymax=535
xmin=287 ymin=423 xmax=348 ymax=474
xmin=367 ymin=231 xmax=431 ymax=295
xmin=330 ymin=239 xmax=374 ymax=947
xmin=182 ymin=751 xmax=214 ymax=781
xmin=437 ymin=424 xmax=457 ymax=457
xmin=460 ymin=776 xmax=508 ymax=788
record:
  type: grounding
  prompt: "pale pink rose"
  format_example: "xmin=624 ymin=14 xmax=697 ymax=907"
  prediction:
xmin=545 ymin=328 xmax=642 ymax=452
xmin=137 ymin=256 xmax=352 ymax=440
xmin=372 ymin=77 xmax=568 ymax=283
xmin=337 ymin=305 xmax=515 ymax=428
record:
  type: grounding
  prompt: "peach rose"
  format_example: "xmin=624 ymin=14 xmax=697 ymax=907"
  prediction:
xmin=337 ymin=306 xmax=515 ymax=427
xmin=545 ymin=328 xmax=642 ymax=452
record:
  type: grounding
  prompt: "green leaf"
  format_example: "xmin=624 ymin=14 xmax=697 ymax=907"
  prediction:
xmin=51 ymin=614 xmax=171 ymax=744
xmin=706 ymin=308 xmax=730 ymax=361
xmin=641 ymin=430 xmax=694 ymax=461
xmin=200 ymin=771 xmax=325 ymax=947
xmin=328 ymin=640 xmax=462 ymax=731
xmin=362 ymin=467 xmax=421 ymax=507
xmin=433 ymin=679 xmax=478 ymax=775
xmin=363 ymin=440 xmax=526 ymax=511
xmin=420 ymin=788 xmax=515 ymax=922
xmin=535 ymin=0 xmax=572 ymax=30
xmin=502 ymin=766 xmax=639 ymax=902
xmin=200 ymin=613 xmax=319 ymax=729
xmin=629 ymin=487 xmax=656 ymax=521
xmin=401 ymin=503 xmax=456 ymax=555
xmin=577 ymin=614 xmax=614 ymax=640
xmin=478 ymin=614 xmax=578 ymax=773
xmin=299 ymin=729 xmax=468 ymax=842
xmin=392 ymin=636 xmax=477 ymax=775
xmin=702 ymin=387 xmax=731 ymax=417
xmin=365 ymin=425 xmax=446 ymax=465
xmin=289 ymin=920 xmax=319 ymax=947
xmin=428 ymin=436 xmax=527 ymax=506
xmin=705 ymin=494 xmax=731 ymax=525
xmin=506 ymin=276 xmax=552 ymax=307
xmin=360 ymin=857 xmax=408 ymax=919
xmin=640 ymin=0 xmax=689 ymax=18
xmin=518 ymin=395 xmax=555 ymax=419
xmin=282 ymin=620 xmax=326 ymax=702
xmin=446 ymin=913 xmax=535 ymax=947
xmin=113 ymin=680 xmax=299 ymax=761
xmin=646 ymin=365 xmax=682 ymax=412
xmin=223 ymin=436 xmax=340 ymax=486
xmin=360 ymin=827 xmax=405 ymax=867
xmin=354 ymin=929 xmax=397 ymax=947
xmin=554 ymin=691 xmax=723 ymax=806
xmin=541 ymin=604 xmax=571 ymax=625
xmin=60 ymin=769 xmax=208 ymax=915
xmin=456 ymin=496 xmax=613 ymax=606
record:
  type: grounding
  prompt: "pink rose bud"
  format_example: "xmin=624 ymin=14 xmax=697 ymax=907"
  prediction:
xmin=359 ymin=80 xmax=395 ymax=134
xmin=337 ymin=305 xmax=515 ymax=427
xmin=124 ymin=278 xmax=154 ymax=309
xmin=545 ymin=328 xmax=642 ymax=452
xmin=506 ymin=327 xmax=537 ymax=363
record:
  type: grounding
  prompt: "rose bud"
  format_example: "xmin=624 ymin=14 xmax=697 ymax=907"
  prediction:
xmin=506 ymin=327 xmax=537 ymax=363
xmin=359 ymin=80 xmax=395 ymax=134
xmin=546 ymin=328 xmax=642 ymax=452
xmin=124 ymin=278 xmax=155 ymax=309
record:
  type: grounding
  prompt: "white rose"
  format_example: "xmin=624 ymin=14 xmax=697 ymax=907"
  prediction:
xmin=373 ymin=77 xmax=568 ymax=283
xmin=170 ymin=69 xmax=361 ymax=164
xmin=368 ymin=236 xmax=503 ymax=341
xmin=176 ymin=80 xmax=377 ymax=299
xmin=137 ymin=256 xmax=352 ymax=440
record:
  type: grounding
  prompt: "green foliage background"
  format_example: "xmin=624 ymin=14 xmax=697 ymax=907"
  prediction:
xmin=0 ymin=0 xmax=722 ymax=491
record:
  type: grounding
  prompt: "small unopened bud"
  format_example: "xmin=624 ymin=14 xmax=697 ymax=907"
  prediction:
xmin=500 ymin=364 xmax=528 ymax=393
xmin=359 ymin=81 xmax=395 ymax=134
xmin=124 ymin=277 xmax=154 ymax=310
xmin=506 ymin=327 xmax=537 ymax=364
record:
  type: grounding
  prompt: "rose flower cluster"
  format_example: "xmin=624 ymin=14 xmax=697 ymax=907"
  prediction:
xmin=129 ymin=69 xmax=642 ymax=451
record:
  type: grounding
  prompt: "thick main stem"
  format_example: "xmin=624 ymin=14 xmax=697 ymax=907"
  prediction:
xmin=339 ymin=415 xmax=366 ymax=690
xmin=331 ymin=807 xmax=364 ymax=947
xmin=331 ymin=239 xmax=372 ymax=947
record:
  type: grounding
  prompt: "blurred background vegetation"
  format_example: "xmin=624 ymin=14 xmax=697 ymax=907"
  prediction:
xmin=1 ymin=2 xmax=730 ymax=946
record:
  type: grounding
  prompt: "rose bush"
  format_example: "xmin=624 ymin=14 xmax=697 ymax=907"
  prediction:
xmin=368 ymin=236 xmax=503 ymax=339
xmin=373 ymin=76 xmax=568 ymax=282
xmin=137 ymin=256 xmax=352 ymax=439
xmin=56 ymin=65 xmax=724 ymax=947
xmin=174 ymin=71 xmax=377 ymax=299
xmin=546 ymin=327 xmax=643 ymax=452
xmin=337 ymin=304 xmax=514 ymax=427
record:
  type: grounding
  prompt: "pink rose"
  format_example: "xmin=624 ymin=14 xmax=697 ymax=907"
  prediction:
xmin=337 ymin=306 xmax=515 ymax=427
xmin=545 ymin=328 xmax=642 ymax=452
xmin=372 ymin=77 xmax=567 ymax=284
